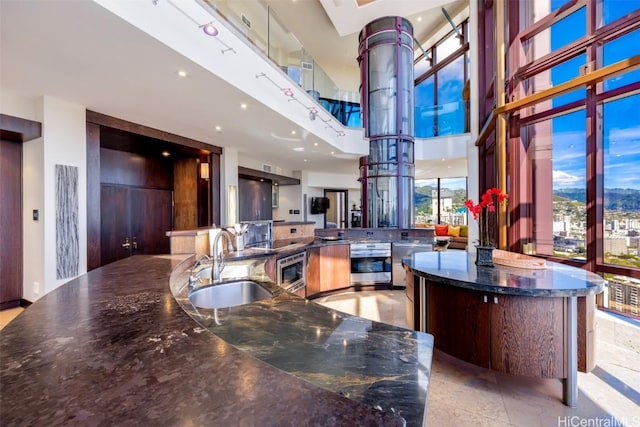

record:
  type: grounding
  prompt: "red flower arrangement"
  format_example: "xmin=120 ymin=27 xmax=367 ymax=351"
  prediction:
xmin=464 ymin=188 xmax=508 ymax=247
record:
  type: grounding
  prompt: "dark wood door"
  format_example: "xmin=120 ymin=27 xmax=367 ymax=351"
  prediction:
xmin=100 ymin=185 xmax=173 ymax=266
xmin=0 ymin=139 xmax=23 ymax=307
xmin=100 ymin=185 xmax=131 ymax=266
xmin=130 ymin=188 xmax=172 ymax=255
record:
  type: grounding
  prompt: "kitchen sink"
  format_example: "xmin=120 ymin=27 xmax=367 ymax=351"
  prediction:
xmin=189 ymin=280 xmax=272 ymax=309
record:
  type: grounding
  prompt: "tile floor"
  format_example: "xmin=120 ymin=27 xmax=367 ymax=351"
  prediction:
xmin=2 ymin=294 xmax=638 ymax=426
xmin=315 ymin=290 xmax=640 ymax=427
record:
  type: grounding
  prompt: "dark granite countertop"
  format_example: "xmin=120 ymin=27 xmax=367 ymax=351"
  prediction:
xmin=403 ymin=251 xmax=606 ymax=297
xmin=1 ymin=255 xmax=433 ymax=426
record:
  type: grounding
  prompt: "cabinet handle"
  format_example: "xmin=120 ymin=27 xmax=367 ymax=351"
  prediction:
xmin=493 ymin=296 xmax=498 ymax=304
xmin=483 ymin=295 xmax=488 ymax=303
xmin=122 ymin=237 xmax=131 ymax=249
xmin=132 ymin=236 xmax=138 ymax=250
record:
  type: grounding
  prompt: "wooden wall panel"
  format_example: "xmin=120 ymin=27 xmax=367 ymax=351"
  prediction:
xmin=86 ymin=122 xmax=101 ymax=270
xmin=174 ymin=158 xmax=198 ymax=230
xmin=0 ymin=139 xmax=23 ymax=307
xmin=490 ymin=295 xmax=565 ymax=378
xmin=100 ymin=148 xmax=173 ymax=190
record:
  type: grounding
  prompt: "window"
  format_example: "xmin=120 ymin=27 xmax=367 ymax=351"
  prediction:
xmin=414 ymin=21 xmax=469 ymax=138
xmin=521 ymin=110 xmax=587 ymax=258
xmin=503 ymin=0 xmax=640 ymax=319
xmin=523 ymin=7 xmax=586 ymax=62
xmin=603 ymin=94 xmax=640 ymax=268
xmin=600 ymin=0 xmax=640 ymax=27
xmin=415 ymin=76 xmax=435 ymax=137
xmin=415 ymin=178 xmax=467 ymax=225
xmin=603 ymin=28 xmax=640 ymax=91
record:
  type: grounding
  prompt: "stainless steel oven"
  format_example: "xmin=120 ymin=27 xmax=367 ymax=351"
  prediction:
xmin=277 ymin=251 xmax=306 ymax=294
xmin=350 ymin=242 xmax=392 ymax=284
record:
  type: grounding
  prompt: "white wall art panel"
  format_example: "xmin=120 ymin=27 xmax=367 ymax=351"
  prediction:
xmin=55 ymin=164 xmax=79 ymax=279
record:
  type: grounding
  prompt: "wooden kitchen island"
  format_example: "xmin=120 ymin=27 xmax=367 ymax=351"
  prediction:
xmin=402 ymin=251 xmax=605 ymax=408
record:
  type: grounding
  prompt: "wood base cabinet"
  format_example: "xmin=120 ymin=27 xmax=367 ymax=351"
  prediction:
xmin=306 ymin=244 xmax=350 ymax=298
xmin=426 ymin=281 xmax=565 ymax=378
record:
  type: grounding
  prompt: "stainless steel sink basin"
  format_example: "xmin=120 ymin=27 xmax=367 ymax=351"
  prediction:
xmin=189 ymin=280 xmax=272 ymax=309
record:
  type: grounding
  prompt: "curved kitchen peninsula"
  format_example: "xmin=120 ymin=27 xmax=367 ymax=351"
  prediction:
xmin=403 ymin=251 xmax=605 ymax=408
xmin=0 ymin=254 xmax=434 ymax=426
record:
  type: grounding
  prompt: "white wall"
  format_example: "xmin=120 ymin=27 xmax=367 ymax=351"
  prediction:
xmin=221 ymin=147 xmax=239 ymax=226
xmin=6 ymin=94 xmax=88 ymax=301
xmin=273 ymin=184 xmax=302 ymax=222
xmin=40 ymin=96 xmax=88 ymax=296
xmin=305 ymin=171 xmax=360 ymax=189
xmin=22 ymin=137 xmax=45 ymax=302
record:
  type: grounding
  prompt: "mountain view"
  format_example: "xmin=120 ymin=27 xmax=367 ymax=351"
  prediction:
xmin=554 ymin=188 xmax=640 ymax=211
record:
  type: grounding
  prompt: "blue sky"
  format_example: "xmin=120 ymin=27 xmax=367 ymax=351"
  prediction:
xmin=551 ymin=0 xmax=640 ymax=190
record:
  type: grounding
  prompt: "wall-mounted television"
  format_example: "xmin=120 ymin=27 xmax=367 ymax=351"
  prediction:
xmin=310 ymin=197 xmax=330 ymax=214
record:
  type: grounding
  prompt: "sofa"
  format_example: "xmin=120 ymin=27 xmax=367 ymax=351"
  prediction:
xmin=434 ymin=224 xmax=468 ymax=250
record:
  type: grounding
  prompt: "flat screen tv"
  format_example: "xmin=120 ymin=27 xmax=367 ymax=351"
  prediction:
xmin=310 ymin=197 xmax=330 ymax=214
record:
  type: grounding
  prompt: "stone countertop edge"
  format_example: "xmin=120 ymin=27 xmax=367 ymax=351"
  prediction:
xmin=0 ymin=254 xmax=432 ymax=426
xmin=403 ymin=251 xmax=606 ymax=298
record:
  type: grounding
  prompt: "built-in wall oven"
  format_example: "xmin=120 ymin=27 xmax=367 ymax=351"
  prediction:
xmin=350 ymin=242 xmax=392 ymax=285
xmin=277 ymin=251 xmax=306 ymax=295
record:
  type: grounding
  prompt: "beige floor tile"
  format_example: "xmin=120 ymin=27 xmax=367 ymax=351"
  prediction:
xmin=313 ymin=290 xmax=640 ymax=427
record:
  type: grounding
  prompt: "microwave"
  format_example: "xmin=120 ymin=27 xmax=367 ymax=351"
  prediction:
xmin=276 ymin=251 xmax=306 ymax=293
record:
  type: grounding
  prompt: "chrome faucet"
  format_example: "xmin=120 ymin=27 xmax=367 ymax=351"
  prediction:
xmin=189 ymin=254 xmax=212 ymax=290
xmin=211 ymin=229 xmax=234 ymax=283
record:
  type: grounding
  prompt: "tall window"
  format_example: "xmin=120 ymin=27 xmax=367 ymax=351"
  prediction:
xmin=505 ymin=0 xmax=640 ymax=318
xmin=414 ymin=20 xmax=469 ymax=138
xmin=603 ymin=95 xmax=640 ymax=266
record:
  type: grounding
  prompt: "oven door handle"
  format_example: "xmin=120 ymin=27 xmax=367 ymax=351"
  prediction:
xmin=350 ymin=251 xmax=391 ymax=257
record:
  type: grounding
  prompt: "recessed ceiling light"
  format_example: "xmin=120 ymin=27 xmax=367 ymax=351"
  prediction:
xmin=215 ymin=125 xmax=222 ymax=132
xmin=417 ymin=16 xmax=423 ymax=22
xmin=291 ymin=130 xmax=296 ymax=135
xmin=303 ymin=159 xmax=308 ymax=162
xmin=201 ymin=22 xmax=218 ymax=36
xmin=240 ymin=103 xmax=247 ymax=109
xmin=293 ymin=147 xmax=305 ymax=152
xmin=161 ymin=151 xmax=171 ymax=157
xmin=330 ymin=151 xmax=335 ymax=155
xmin=177 ymin=70 xmax=187 ymax=77
xmin=314 ymin=142 xmax=318 ymax=146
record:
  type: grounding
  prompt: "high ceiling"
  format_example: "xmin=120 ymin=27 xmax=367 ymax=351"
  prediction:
xmin=0 ymin=0 xmax=467 ymax=178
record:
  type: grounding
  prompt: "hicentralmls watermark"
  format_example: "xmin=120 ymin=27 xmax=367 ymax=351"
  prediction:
xmin=558 ymin=416 xmax=640 ymax=427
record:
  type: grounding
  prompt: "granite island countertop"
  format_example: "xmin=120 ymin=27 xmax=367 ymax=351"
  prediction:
xmin=1 ymin=254 xmax=434 ymax=426
xmin=403 ymin=251 xmax=605 ymax=297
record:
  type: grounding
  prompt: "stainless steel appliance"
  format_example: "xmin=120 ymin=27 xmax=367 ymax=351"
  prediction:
xmin=392 ymin=242 xmax=432 ymax=288
xmin=243 ymin=220 xmax=273 ymax=249
xmin=350 ymin=242 xmax=392 ymax=284
xmin=276 ymin=251 xmax=306 ymax=294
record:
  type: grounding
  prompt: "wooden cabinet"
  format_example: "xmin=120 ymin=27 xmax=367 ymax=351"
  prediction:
xmin=239 ymin=177 xmax=272 ymax=221
xmin=306 ymin=244 xmax=350 ymax=298
xmin=100 ymin=185 xmax=172 ymax=266
xmin=427 ymin=283 xmax=491 ymax=368
xmin=425 ymin=282 xmax=565 ymax=378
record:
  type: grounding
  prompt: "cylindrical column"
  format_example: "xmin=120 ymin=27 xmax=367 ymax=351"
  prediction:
xmin=358 ymin=16 xmax=415 ymax=228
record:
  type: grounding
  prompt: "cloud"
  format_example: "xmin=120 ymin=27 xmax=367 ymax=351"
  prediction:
xmin=553 ymin=170 xmax=583 ymax=188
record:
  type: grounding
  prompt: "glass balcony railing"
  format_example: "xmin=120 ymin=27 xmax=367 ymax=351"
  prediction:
xmin=199 ymin=0 xmax=361 ymax=127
